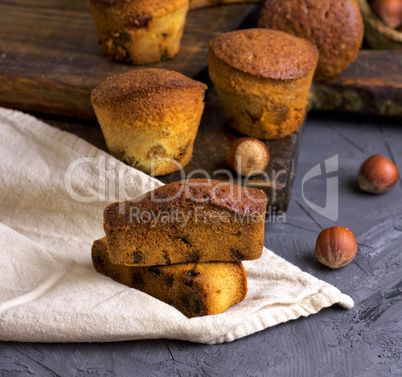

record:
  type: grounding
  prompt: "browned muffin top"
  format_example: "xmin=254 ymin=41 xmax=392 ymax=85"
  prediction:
xmin=104 ymin=179 xmax=267 ymax=228
xmin=89 ymin=0 xmax=188 ymax=18
xmin=208 ymin=28 xmax=319 ymax=80
xmin=91 ymin=68 xmax=207 ymax=105
xmin=258 ymin=0 xmax=363 ymax=80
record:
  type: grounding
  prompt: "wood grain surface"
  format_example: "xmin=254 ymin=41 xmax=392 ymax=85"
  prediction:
xmin=0 ymin=0 xmax=258 ymax=119
xmin=311 ymin=50 xmax=402 ymax=117
xmin=0 ymin=1 xmax=401 ymax=119
xmin=189 ymin=0 xmax=261 ymax=9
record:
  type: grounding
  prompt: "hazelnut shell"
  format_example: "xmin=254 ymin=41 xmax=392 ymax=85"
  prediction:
xmin=371 ymin=0 xmax=402 ymax=28
xmin=315 ymin=226 xmax=357 ymax=269
xmin=358 ymin=154 xmax=399 ymax=194
xmin=227 ymin=137 xmax=270 ymax=177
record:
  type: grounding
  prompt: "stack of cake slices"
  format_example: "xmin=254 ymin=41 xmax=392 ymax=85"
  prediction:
xmin=92 ymin=179 xmax=267 ymax=318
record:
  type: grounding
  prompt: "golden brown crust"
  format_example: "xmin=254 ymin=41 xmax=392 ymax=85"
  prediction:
xmin=88 ymin=0 xmax=189 ymax=64
xmin=207 ymin=36 xmax=317 ymax=140
xmin=91 ymin=69 xmax=207 ymax=176
xmin=258 ymin=0 xmax=364 ymax=81
xmin=92 ymin=237 xmax=248 ymax=317
xmin=91 ymin=69 xmax=207 ymax=105
xmin=103 ymin=179 xmax=267 ymax=266
xmin=89 ymin=0 xmax=188 ymax=19
xmin=208 ymin=28 xmax=319 ymax=80
xmin=105 ymin=179 xmax=267 ymax=228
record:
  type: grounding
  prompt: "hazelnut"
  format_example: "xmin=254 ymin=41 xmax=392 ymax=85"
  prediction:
xmin=315 ymin=226 xmax=357 ymax=269
xmin=226 ymin=137 xmax=270 ymax=177
xmin=370 ymin=0 xmax=402 ymax=28
xmin=358 ymin=154 xmax=399 ymax=194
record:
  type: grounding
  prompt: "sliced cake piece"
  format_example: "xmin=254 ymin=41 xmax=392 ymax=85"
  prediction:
xmin=104 ymin=179 xmax=267 ymax=266
xmin=92 ymin=238 xmax=248 ymax=318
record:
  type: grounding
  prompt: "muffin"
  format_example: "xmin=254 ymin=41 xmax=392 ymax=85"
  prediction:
xmin=91 ymin=69 xmax=207 ymax=176
xmin=208 ymin=29 xmax=318 ymax=140
xmin=88 ymin=0 xmax=189 ymax=65
xmin=259 ymin=0 xmax=364 ymax=81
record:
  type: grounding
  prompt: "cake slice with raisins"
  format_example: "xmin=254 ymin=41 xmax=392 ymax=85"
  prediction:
xmin=104 ymin=179 xmax=267 ymax=266
xmin=92 ymin=237 xmax=247 ymax=318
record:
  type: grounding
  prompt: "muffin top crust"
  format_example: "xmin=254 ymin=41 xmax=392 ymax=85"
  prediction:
xmin=208 ymin=28 xmax=319 ymax=80
xmin=258 ymin=0 xmax=363 ymax=80
xmin=91 ymin=68 xmax=207 ymax=105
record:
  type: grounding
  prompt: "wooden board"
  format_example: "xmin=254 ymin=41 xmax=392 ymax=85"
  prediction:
xmin=189 ymin=0 xmax=261 ymax=10
xmin=0 ymin=1 xmax=401 ymax=118
xmin=0 ymin=0 xmax=259 ymax=119
xmin=311 ymin=50 xmax=402 ymax=117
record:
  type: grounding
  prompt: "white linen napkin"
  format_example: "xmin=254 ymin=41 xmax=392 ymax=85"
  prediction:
xmin=0 ymin=107 xmax=353 ymax=344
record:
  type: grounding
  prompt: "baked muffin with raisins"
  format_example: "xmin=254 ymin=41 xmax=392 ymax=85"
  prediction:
xmin=88 ymin=0 xmax=189 ymax=65
xmin=91 ymin=69 xmax=207 ymax=176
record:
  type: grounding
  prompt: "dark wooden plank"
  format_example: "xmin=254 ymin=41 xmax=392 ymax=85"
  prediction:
xmin=1 ymin=2 xmax=401 ymax=119
xmin=1 ymin=1 xmax=401 ymax=120
xmin=189 ymin=0 xmax=261 ymax=9
xmin=311 ymin=50 xmax=402 ymax=117
xmin=0 ymin=0 xmax=259 ymax=119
